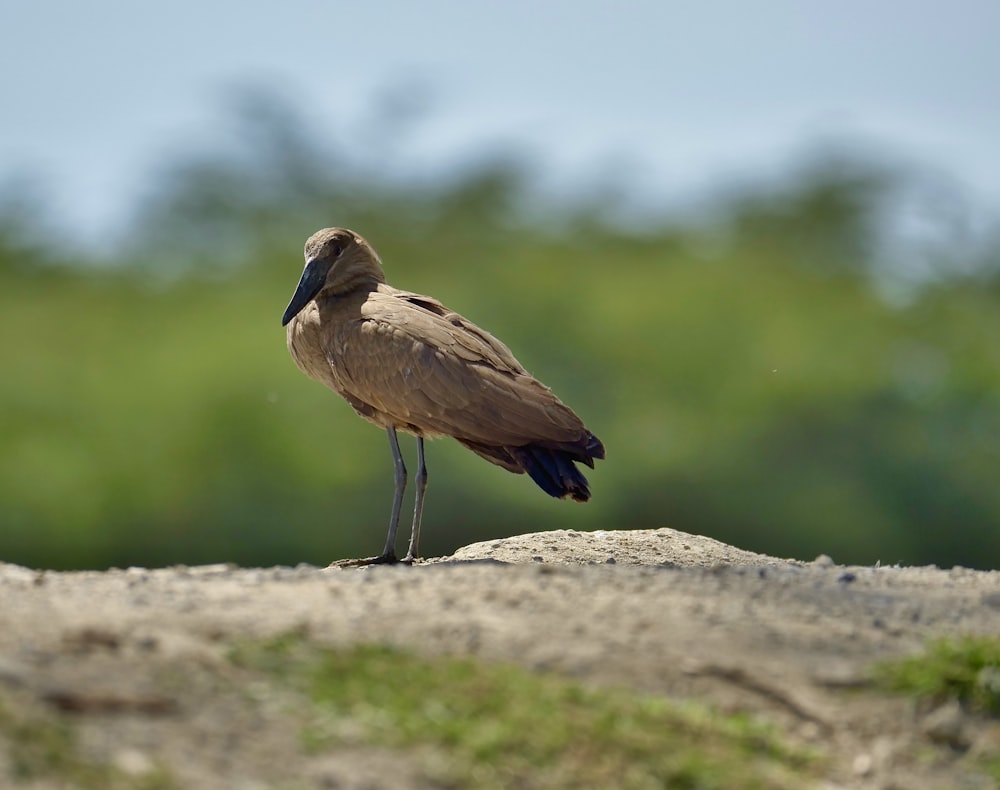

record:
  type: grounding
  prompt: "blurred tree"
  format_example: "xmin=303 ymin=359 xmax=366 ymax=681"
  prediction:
xmin=2 ymin=92 xmax=999 ymax=570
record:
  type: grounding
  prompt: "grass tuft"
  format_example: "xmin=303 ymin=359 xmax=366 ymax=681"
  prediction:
xmin=874 ymin=636 xmax=1000 ymax=717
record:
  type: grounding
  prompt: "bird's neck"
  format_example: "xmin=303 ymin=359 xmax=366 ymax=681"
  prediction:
xmin=322 ymin=271 xmax=384 ymax=302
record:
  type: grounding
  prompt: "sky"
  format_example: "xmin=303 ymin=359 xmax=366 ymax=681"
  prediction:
xmin=2 ymin=1 xmax=999 ymax=244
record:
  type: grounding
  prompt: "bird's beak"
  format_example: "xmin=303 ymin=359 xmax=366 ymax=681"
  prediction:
xmin=281 ymin=258 xmax=326 ymax=326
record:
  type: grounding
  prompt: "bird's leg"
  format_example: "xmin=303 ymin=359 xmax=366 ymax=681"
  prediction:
xmin=329 ymin=426 xmax=405 ymax=567
xmin=402 ymin=436 xmax=428 ymax=563
xmin=380 ymin=425 xmax=408 ymax=561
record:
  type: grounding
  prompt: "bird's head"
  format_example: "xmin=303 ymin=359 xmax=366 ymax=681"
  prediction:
xmin=281 ymin=228 xmax=385 ymax=326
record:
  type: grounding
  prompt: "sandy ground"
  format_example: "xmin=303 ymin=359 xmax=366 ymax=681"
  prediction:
xmin=2 ymin=527 xmax=999 ymax=789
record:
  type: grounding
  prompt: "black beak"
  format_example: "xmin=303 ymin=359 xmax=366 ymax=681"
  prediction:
xmin=281 ymin=259 xmax=326 ymax=326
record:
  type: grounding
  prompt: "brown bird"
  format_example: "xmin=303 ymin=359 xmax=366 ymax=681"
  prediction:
xmin=281 ymin=228 xmax=605 ymax=565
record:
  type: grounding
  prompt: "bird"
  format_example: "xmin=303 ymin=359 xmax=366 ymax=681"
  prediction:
xmin=281 ymin=227 xmax=605 ymax=566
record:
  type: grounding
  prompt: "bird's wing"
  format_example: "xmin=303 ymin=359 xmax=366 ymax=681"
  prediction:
xmin=328 ymin=289 xmax=587 ymax=446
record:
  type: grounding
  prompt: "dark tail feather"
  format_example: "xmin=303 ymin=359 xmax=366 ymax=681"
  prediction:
xmin=554 ymin=432 xmax=605 ymax=469
xmin=510 ymin=445 xmax=594 ymax=502
xmin=582 ymin=432 xmax=605 ymax=466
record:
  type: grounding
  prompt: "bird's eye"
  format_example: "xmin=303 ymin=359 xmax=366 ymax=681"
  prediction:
xmin=331 ymin=241 xmax=345 ymax=257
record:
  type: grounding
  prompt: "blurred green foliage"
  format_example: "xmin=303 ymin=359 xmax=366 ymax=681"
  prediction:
xmin=3 ymin=94 xmax=1000 ymax=570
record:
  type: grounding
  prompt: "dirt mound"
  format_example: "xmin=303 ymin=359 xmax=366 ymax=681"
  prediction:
xmin=2 ymin=529 xmax=999 ymax=788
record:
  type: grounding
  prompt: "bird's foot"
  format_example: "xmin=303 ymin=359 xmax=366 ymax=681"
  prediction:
xmin=327 ymin=552 xmax=398 ymax=568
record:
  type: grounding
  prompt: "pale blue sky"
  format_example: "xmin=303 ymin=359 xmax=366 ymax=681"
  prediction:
xmin=2 ymin=1 xmax=999 ymax=241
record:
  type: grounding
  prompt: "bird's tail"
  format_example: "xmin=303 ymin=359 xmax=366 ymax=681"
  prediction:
xmin=456 ymin=433 xmax=605 ymax=502
xmin=510 ymin=433 xmax=605 ymax=503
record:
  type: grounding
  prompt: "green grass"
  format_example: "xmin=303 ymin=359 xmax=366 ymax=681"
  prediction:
xmin=874 ymin=636 xmax=1000 ymax=717
xmin=230 ymin=633 xmax=822 ymax=789
xmin=0 ymin=695 xmax=176 ymax=789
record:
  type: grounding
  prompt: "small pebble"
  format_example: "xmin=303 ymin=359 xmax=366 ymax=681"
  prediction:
xmin=114 ymin=749 xmax=154 ymax=776
xmin=852 ymin=752 xmax=873 ymax=776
